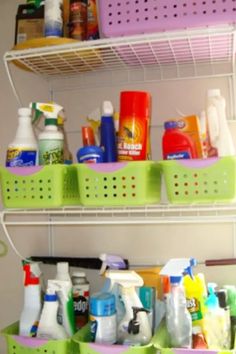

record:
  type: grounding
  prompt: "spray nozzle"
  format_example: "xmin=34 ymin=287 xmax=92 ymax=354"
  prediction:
xmin=160 ymin=258 xmax=196 ymax=278
xmin=99 ymin=253 xmax=128 ymax=275
xmin=23 ymin=262 xmax=41 ymax=286
xmin=102 ymin=101 xmax=114 ymax=117
xmin=205 ymin=282 xmax=219 ymax=309
xmin=128 ymin=307 xmax=150 ymax=335
xmin=30 ymin=102 xmax=64 ymax=125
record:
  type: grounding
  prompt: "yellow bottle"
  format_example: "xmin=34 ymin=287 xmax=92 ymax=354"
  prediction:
xmin=183 ymin=273 xmax=207 ymax=332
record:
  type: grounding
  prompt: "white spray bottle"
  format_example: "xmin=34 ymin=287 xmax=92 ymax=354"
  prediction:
xmin=206 ymin=89 xmax=235 ymax=157
xmin=105 ymin=270 xmax=152 ymax=346
xmin=31 ymin=102 xmax=64 ymax=165
xmin=37 ymin=282 xmax=68 ymax=340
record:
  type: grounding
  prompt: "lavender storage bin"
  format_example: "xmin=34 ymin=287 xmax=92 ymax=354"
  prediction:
xmin=98 ymin=0 xmax=236 ymax=38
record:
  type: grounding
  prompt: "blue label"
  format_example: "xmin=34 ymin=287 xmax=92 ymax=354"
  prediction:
xmin=166 ymin=151 xmax=191 ymax=160
xmin=6 ymin=149 xmax=37 ymax=167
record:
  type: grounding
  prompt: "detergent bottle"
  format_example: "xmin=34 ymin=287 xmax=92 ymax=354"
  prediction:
xmin=31 ymin=102 xmax=64 ymax=165
xmin=162 ymin=121 xmax=198 ymax=160
xmin=105 ymin=270 xmax=152 ymax=346
xmin=160 ymin=258 xmax=193 ymax=348
xmin=37 ymin=284 xmax=68 ymax=340
xmin=19 ymin=262 xmax=42 ymax=337
xmin=206 ymin=89 xmax=235 ymax=157
xmin=6 ymin=107 xmax=38 ymax=167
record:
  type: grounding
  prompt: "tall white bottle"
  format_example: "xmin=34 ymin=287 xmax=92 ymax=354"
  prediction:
xmin=37 ymin=291 xmax=68 ymax=340
xmin=19 ymin=263 xmax=42 ymax=337
xmin=206 ymin=89 xmax=235 ymax=157
xmin=6 ymin=108 xmax=38 ymax=167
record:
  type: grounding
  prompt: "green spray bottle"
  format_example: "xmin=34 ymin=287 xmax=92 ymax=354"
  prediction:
xmin=31 ymin=102 xmax=64 ymax=165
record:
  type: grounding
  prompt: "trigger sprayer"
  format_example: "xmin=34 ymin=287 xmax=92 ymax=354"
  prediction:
xmin=30 ymin=102 xmax=64 ymax=165
xmin=105 ymin=270 xmax=152 ymax=346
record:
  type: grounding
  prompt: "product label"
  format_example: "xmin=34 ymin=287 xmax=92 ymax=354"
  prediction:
xmin=69 ymin=2 xmax=87 ymax=40
xmin=39 ymin=140 xmax=63 ymax=165
xmin=186 ymin=297 xmax=203 ymax=321
xmin=73 ymin=283 xmax=89 ymax=330
xmin=166 ymin=151 xmax=191 ymax=160
xmin=89 ymin=315 xmax=117 ymax=344
xmin=6 ymin=148 xmax=37 ymax=167
xmin=118 ymin=116 xmax=148 ymax=161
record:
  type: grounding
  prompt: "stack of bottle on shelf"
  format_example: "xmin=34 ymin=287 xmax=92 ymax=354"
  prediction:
xmin=5 ymin=88 xmax=235 ymax=168
xmin=18 ymin=255 xmax=236 ymax=350
xmin=15 ymin=0 xmax=99 ymax=45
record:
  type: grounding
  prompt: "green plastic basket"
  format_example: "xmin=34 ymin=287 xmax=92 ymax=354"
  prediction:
xmin=152 ymin=321 xmax=233 ymax=354
xmin=1 ymin=322 xmax=75 ymax=354
xmin=72 ymin=323 xmax=155 ymax=354
xmin=76 ymin=161 xmax=161 ymax=207
xmin=0 ymin=165 xmax=80 ymax=209
xmin=159 ymin=157 xmax=236 ymax=204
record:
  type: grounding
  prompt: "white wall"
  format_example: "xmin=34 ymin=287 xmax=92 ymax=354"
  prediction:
xmin=0 ymin=1 xmax=236 ymax=353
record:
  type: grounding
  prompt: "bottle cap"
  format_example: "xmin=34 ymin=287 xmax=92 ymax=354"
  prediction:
xmin=82 ymin=126 xmax=95 ymax=146
xmin=192 ymin=326 xmax=202 ymax=335
xmin=90 ymin=292 xmax=116 ymax=316
xmin=45 ymin=293 xmax=58 ymax=302
xmin=72 ymin=271 xmax=86 ymax=278
xmin=216 ymin=289 xmax=227 ymax=308
xmin=170 ymin=275 xmax=182 ymax=284
xmin=164 ymin=121 xmax=178 ymax=130
xmin=57 ymin=262 xmax=69 ymax=276
xmin=207 ymin=89 xmax=221 ymax=98
xmin=120 ymin=91 xmax=151 ymax=119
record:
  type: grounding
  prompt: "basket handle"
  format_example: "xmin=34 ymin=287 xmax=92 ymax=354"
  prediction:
xmin=6 ymin=166 xmax=43 ymax=176
xmin=13 ymin=335 xmax=49 ymax=348
xmin=177 ymin=157 xmax=220 ymax=169
xmin=83 ymin=162 xmax=128 ymax=173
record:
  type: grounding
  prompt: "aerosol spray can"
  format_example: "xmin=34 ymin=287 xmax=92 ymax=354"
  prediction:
xmin=72 ymin=271 xmax=90 ymax=330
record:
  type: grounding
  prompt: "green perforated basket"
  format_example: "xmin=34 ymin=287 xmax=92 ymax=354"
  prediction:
xmin=76 ymin=161 xmax=161 ymax=207
xmin=72 ymin=323 xmax=155 ymax=354
xmin=160 ymin=156 xmax=236 ymax=204
xmin=0 ymin=165 xmax=80 ymax=208
xmin=1 ymin=322 xmax=76 ymax=354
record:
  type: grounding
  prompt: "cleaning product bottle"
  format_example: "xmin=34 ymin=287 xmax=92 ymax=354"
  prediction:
xmin=224 ymin=285 xmax=236 ymax=348
xmin=19 ymin=262 xmax=42 ymax=337
xmin=99 ymin=254 xmax=128 ymax=324
xmin=77 ymin=126 xmax=104 ymax=163
xmin=6 ymin=108 xmax=38 ymax=167
xmin=162 ymin=120 xmax=198 ymax=160
xmin=203 ymin=283 xmax=230 ymax=349
xmin=72 ymin=271 xmax=90 ymax=330
xmin=31 ymin=102 xmax=64 ymax=165
xmin=206 ymin=89 xmax=235 ymax=157
xmin=37 ymin=287 xmax=68 ymax=339
xmin=48 ymin=279 xmax=76 ymax=336
xmin=166 ymin=275 xmax=192 ymax=348
xmin=105 ymin=270 xmax=152 ymax=346
xmin=89 ymin=292 xmax=117 ymax=344
xmin=100 ymin=101 xmax=117 ymax=162
xmin=44 ymin=0 xmax=63 ymax=37
xmin=118 ymin=91 xmax=151 ymax=161
xmin=216 ymin=288 xmax=231 ymax=349
xmin=57 ymin=112 xmax=73 ymax=164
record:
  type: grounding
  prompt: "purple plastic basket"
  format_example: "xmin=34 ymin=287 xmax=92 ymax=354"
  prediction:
xmin=98 ymin=0 xmax=236 ymax=38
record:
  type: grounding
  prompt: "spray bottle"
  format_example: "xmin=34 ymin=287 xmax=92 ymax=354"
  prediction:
xmin=6 ymin=108 xmax=38 ymax=167
xmin=99 ymin=254 xmax=128 ymax=323
xmin=19 ymin=262 xmax=42 ymax=337
xmin=105 ymin=270 xmax=152 ymax=346
xmin=37 ymin=283 xmax=68 ymax=340
xmin=160 ymin=258 xmax=192 ymax=348
xmin=100 ymin=101 xmax=117 ymax=162
xmin=48 ymin=279 xmax=76 ymax=336
xmin=31 ymin=102 xmax=64 ymax=165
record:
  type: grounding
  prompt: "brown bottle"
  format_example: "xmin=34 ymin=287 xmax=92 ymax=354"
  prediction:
xmin=69 ymin=0 xmax=87 ymax=40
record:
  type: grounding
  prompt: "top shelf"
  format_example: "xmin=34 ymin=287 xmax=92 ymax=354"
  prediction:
xmin=4 ymin=25 xmax=236 ymax=82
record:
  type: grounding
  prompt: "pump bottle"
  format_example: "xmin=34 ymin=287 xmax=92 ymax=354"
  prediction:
xmin=6 ymin=108 xmax=38 ymax=167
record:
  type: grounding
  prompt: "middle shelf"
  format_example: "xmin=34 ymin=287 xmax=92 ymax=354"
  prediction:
xmin=2 ymin=203 xmax=236 ymax=226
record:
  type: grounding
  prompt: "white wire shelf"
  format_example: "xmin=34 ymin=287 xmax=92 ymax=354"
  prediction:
xmin=4 ymin=25 xmax=236 ymax=81
xmin=2 ymin=203 xmax=236 ymax=225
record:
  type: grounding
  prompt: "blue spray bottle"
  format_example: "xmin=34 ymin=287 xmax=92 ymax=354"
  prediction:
xmin=100 ymin=101 xmax=117 ymax=162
